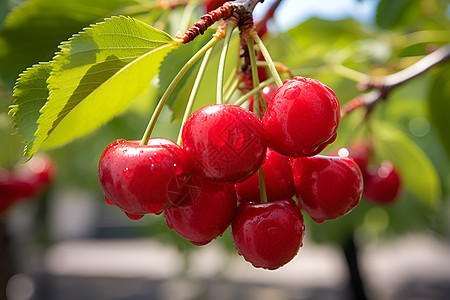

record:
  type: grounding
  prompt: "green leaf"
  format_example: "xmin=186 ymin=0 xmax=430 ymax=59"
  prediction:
xmin=428 ymin=66 xmax=450 ymax=159
xmin=288 ymin=18 xmax=370 ymax=52
xmin=373 ymin=121 xmax=441 ymax=207
xmin=376 ymin=0 xmax=416 ymax=29
xmin=0 ymin=0 xmax=140 ymax=87
xmin=21 ymin=16 xmax=175 ymax=156
xmin=9 ymin=62 xmax=51 ymax=155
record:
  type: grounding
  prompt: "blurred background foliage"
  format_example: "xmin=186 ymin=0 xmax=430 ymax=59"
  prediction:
xmin=0 ymin=0 xmax=449 ymax=254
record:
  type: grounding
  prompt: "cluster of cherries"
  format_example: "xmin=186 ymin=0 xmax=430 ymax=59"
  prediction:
xmin=344 ymin=141 xmax=402 ymax=205
xmin=98 ymin=77 xmax=366 ymax=270
xmin=0 ymin=155 xmax=55 ymax=213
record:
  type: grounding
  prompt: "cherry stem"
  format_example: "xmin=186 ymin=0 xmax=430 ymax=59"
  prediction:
xmin=217 ymin=23 xmax=236 ymax=104
xmin=252 ymin=33 xmax=283 ymax=87
xmin=140 ymin=36 xmax=221 ymax=145
xmin=224 ymin=66 xmax=238 ymax=94
xmin=332 ymin=64 xmax=370 ymax=83
xmin=224 ymin=77 xmax=240 ymax=103
xmin=258 ymin=166 xmax=268 ymax=203
xmin=247 ymin=39 xmax=268 ymax=115
xmin=246 ymin=39 xmax=261 ymax=114
xmin=176 ymin=47 xmax=213 ymax=145
xmin=246 ymin=37 xmax=268 ymax=203
xmin=233 ymin=77 xmax=275 ymax=107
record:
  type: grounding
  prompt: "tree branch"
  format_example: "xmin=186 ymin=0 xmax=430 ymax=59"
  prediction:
xmin=341 ymin=44 xmax=450 ymax=117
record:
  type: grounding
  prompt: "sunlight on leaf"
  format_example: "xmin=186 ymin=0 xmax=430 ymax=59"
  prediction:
xmin=15 ymin=16 xmax=176 ymax=156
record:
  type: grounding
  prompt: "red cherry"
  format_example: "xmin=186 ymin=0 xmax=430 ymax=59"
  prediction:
xmin=182 ymin=104 xmax=267 ymax=183
xmin=13 ymin=155 xmax=56 ymax=199
xmin=292 ymin=155 xmax=363 ymax=223
xmin=363 ymin=161 xmax=401 ymax=204
xmin=263 ymin=77 xmax=340 ymax=157
xmin=231 ymin=199 xmax=305 ymax=270
xmin=164 ymin=176 xmax=237 ymax=246
xmin=98 ymin=138 xmax=190 ymax=215
xmin=235 ymin=148 xmax=295 ymax=202
xmin=338 ymin=141 xmax=373 ymax=177
xmin=203 ymin=0 xmax=227 ymax=12
xmin=0 ymin=169 xmax=19 ymax=213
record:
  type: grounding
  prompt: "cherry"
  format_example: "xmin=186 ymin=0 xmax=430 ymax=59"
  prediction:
xmin=182 ymin=104 xmax=267 ymax=183
xmin=262 ymin=77 xmax=340 ymax=157
xmin=363 ymin=161 xmax=401 ymax=204
xmin=98 ymin=138 xmax=190 ymax=216
xmin=235 ymin=148 xmax=295 ymax=202
xmin=292 ymin=155 xmax=363 ymax=223
xmin=164 ymin=176 xmax=237 ymax=245
xmin=231 ymin=199 xmax=305 ymax=270
xmin=0 ymin=169 xmax=19 ymax=213
xmin=339 ymin=141 xmax=373 ymax=178
xmin=203 ymin=0 xmax=227 ymax=12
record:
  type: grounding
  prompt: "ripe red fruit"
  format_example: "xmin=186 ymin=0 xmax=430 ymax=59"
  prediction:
xmin=0 ymin=169 xmax=19 ymax=213
xmin=339 ymin=141 xmax=373 ymax=177
xmin=164 ymin=176 xmax=237 ymax=245
xmin=231 ymin=199 xmax=305 ymax=270
xmin=292 ymin=155 xmax=363 ymax=223
xmin=98 ymin=138 xmax=190 ymax=216
xmin=182 ymin=104 xmax=267 ymax=183
xmin=203 ymin=0 xmax=227 ymax=12
xmin=263 ymin=77 xmax=340 ymax=157
xmin=363 ymin=161 xmax=401 ymax=204
xmin=235 ymin=148 xmax=295 ymax=202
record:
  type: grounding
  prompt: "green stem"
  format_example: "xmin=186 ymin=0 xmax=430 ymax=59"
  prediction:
xmin=140 ymin=37 xmax=220 ymax=145
xmin=176 ymin=47 xmax=213 ymax=145
xmin=233 ymin=77 xmax=275 ymax=107
xmin=332 ymin=64 xmax=369 ymax=83
xmin=258 ymin=167 xmax=268 ymax=203
xmin=224 ymin=77 xmax=240 ymax=103
xmin=247 ymin=38 xmax=268 ymax=203
xmin=223 ymin=66 xmax=238 ymax=95
xmin=247 ymin=39 xmax=268 ymax=115
xmin=252 ymin=33 xmax=283 ymax=87
xmin=217 ymin=24 xmax=236 ymax=104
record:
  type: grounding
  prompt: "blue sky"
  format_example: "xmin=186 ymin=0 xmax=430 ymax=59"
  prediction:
xmin=254 ymin=0 xmax=380 ymax=31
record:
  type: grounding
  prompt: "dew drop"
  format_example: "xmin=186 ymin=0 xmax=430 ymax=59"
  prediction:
xmin=123 ymin=168 xmax=131 ymax=177
xmin=173 ymin=163 xmax=183 ymax=175
xmin=124 ymin=211 xmax=144 ymax=220
xmin=312 ymin=218 xmax=324 ymax=224
xmin=105 ymin=196 xmax=114 ymax=206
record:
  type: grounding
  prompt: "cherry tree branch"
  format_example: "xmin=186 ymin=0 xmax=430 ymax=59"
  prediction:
xmin=341 ymin=44 xmax=450 ymax=117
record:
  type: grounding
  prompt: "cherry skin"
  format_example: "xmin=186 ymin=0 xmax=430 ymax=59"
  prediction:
xmin=98 ymin=138 xmax=190 ymax=216
xmin=339 ymin=141 xmax=373 ymax=178
xmin=203 ymin=0 xmax=227 ymax=12
xmin=231 ymin=199 xmax=305 ymax=270
xmin=164 ymin=176 xmax=237 ymax=246
xmin=262 ymin=77 xmax=340 ymax=157
xmin=235 ymin=148 xmax=295 ymax=203
xmin=292 ymin=155 xmax=363 ymax=223
xmin=363 ymin=161 xmax=401 ymax=205
xmin=182 ymin=104 xmax=267 ymax=183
